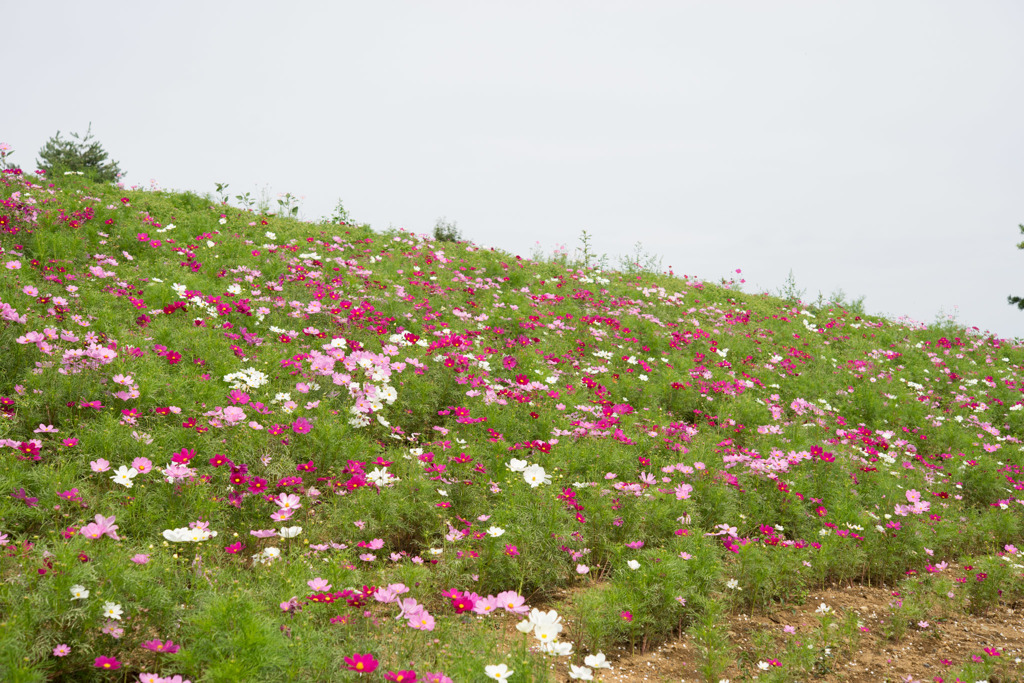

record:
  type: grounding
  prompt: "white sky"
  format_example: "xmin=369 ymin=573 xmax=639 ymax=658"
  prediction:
xmin=8 ymin=1 xmax=1024 ymax=338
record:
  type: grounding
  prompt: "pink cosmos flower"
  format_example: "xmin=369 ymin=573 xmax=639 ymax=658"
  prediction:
xmin=140 ymin=639 xmax=180 ymax=653
xmin=80 ymin=514 xmax=120 ymax=540
xmin=308 ymin=577 xmax=331 ymax=591
xmin=132 ymin=457 xmax=153 ymax=473
xmin=250 ymin=529 xmax=278 ymax=538
xmin=407 ymin=611 xmax=435 ymax=631
xmin=422 ymin=674 xmax=453 ymax=683
xmin=496 ymin=590 xmax=530 ymax=614
xmin=274 ymin=492 xmax=302 ymax=511
xmin=473 ymin=595 xmax=500 ymax=615
xmin=397 ymin=597 xmax=423 ymax=620
xmin=131 ymin=554 xmax=150 ymax=564
xmin=222 ymin=406 xmax=246 ymax=424
xmin=90 ymin=458 xmax=111 ymax=473
xmin=53 ymin=644 xmax=71 ymax=657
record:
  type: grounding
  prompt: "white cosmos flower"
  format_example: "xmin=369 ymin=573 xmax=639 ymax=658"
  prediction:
xmin=278 ymin=526 xmax=302 ymax=538
xmin=367 ymin=467 xmax=394 ymax=486
xmin=252 ymin=547 xmax=281 ymax=564
xmin=162 ymin=527 xmax=193 ymax=542
xmin=534 ymin=623 xmax=561 ymax=644
xmin=484 ymin=663 xmax=513 ymax=680
xmin=528 ymin=608 xmax=563 ymax=629
xmin=515 ymin=619 xmax=535 ymax=634
xmin=70 ymin=584 xmax=89 ymax=600
xmin=584 ymin=652 xmax=612 ymax=669
xmin=486 ymin=526 xmax=506 ymax=537
xmin=110 ymin=465 xmax=139 ymax=488
xmin=102 ymin=601 xmax=123 ymax=620
xmin=163 ymin=526 xmax=217 ymax=542
xmin=543 ymin=640 xmax=573 ymax=656
xmin=522 ymin=464 xmax=551 ymax=488
xmin=507 ymin=458 xmax=529 ymax=472
xmin=568 ymin=664 xmax=594 ymax=680
xmin=726 ymin=578 xmax=741 ymax=590
xmin=627 ymin=559 xmax=641 ymax=570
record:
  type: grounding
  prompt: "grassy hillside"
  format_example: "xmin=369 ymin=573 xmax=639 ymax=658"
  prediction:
xmin=1 ymin=169 xmax=1023 ymax=682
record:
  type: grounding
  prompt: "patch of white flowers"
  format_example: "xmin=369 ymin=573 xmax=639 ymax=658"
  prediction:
xmin=223 ymin=367 xmax=269 ymax=391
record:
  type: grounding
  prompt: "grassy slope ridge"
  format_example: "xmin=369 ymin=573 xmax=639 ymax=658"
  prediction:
xmin=0 ymin=171 xmax=1022 ymax=682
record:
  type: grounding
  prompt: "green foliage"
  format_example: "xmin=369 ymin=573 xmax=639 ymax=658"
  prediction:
xmin=0 ymin=142 xmax=18 ymax=171
xmin=36 ymin=123 xmax=122 ymax=182
xmin=1 ymin=170 xmax=1023 ymax=682
xmin=1009 ymin=223 xmax=1024 ymax=310
xmin=572 ymin=229 xmax=608 ymax=270
xmin=777 ymin=268 xmax=805 ymax=304
xmin=213 ymin=182 xmax=230 ymax=204
xmin=329 ymin=198 xmax=351 ymax=224
xmin=616 ymin=240 xmax=662 ymax=275
xmin=171 ymin=591 xmax=289 ymax=681
xmin=432 ymin=216 xmax=462 ymax=242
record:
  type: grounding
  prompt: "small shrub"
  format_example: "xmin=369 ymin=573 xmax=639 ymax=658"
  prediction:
xmin=433 ymin=217 xmax=462 ymax=242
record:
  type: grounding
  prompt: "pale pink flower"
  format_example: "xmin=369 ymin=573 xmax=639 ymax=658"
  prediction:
xmin=274 ymin=492 xmax=302 ymax=511
xmin=222 ymin=406 xmax=246 ymax=424
xmin=131 ymin=457 xmax=153 ymax=474
xmin=496 ymin=590 xmax=530 ymax=614
xmin=307 ymin=578 xmax=331 ymax=591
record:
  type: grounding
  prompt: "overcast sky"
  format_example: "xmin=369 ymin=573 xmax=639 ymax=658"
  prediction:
xmin=8 ymin=1 xmax=1024 ymax=338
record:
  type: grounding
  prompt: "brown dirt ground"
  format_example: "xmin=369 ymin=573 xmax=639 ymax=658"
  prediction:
xmin=529 ymin=582 xmax=1024 ymax=683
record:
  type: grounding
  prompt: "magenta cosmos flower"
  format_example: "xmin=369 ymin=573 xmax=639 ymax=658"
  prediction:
xmin=140 ymin=638 xmax=179 ymax=653
xmin=343 ymin=652 xmax=379 ymax=673
xmin=94 ymin=655 xmax=121 ymax=670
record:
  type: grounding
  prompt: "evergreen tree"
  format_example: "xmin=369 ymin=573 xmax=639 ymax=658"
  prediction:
xmin=1010 ymin=225 xmax=1024 ymax=310
xmin=37 ymin=123 xmax=123 ymax=182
